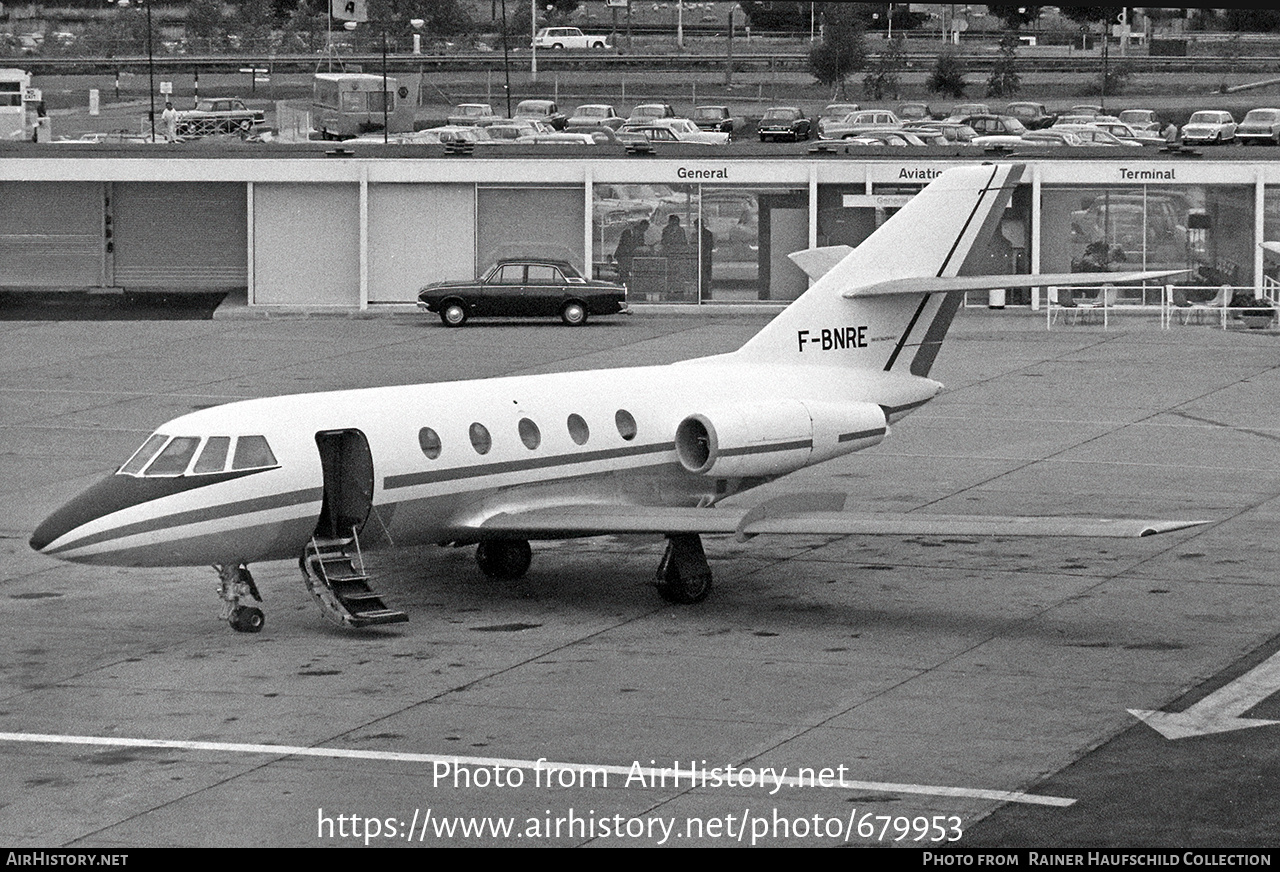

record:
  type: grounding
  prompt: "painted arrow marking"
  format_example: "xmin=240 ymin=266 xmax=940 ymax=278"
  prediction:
xmin=1130 ymin=648 xmax=1280 ymax=740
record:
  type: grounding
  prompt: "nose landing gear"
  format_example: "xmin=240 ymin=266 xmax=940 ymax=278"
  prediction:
xmin=215 ymin=563 xmax=264 ymax=633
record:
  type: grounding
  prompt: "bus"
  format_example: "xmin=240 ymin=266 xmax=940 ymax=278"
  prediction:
xmin=0 ymin=69 xmax=32 ymax=141
xmin=311 ymin=72 xmax=415 ymax=140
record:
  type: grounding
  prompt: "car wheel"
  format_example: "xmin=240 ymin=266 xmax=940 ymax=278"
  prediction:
xmin=441 ymin=303 xmax=467 ymax=327
xmin=551 ymin=43 xmax=564 ymax=49
xmin=592 ymin=41 xmax=605 ymax=48
xmin=759 ymin=134 xmax=768 ymax=142
xmin=561 ymin=301 xmax=587 ymax=326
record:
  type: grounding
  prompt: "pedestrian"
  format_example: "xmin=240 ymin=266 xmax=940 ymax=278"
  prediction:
xmin=161 ymin=100 xmax=180 ymax=143
xmin=614 ymin=218 xmax=647 ymax=284
xmin=695 ymin=219 xmax=714 ymax=296
xmin=661 ymin=214 xmax=687 ymax=252
xmin=1162 ymin=121 xmax=1178 ymax=143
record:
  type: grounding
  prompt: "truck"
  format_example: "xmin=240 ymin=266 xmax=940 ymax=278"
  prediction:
xmin=532 ymin=27 xmax=611 ymax=50
xmin=175 ymin=98 xmax=266 ymax=137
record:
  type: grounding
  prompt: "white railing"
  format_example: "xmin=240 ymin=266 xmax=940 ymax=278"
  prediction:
xmin=1043 ymin=284 xmax=1277 ymax=330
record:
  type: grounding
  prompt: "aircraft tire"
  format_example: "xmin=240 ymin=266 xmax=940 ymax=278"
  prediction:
xmin=476 ymin=539 xmax=532 ymax=579
xmin=441 ymin=303 xmax=468 ymax=327
xmin=656 ymin=570 xmax=712 ymax=604
xmin=561 ymin=301 xmax=588 ymax=326
xmin=230 ymin=605 xmax=265 ymax=633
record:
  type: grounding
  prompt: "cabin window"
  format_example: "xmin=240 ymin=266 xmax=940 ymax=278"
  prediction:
xmin=145 ymin=436 xmax=201 ymax=476
xmin=615 ymin=409 xmax=637 ymax=441
xmin=567 ymin=413 xmax=589 ymax=445
xmin=193 ymin=436 xmax=231 ymax=474
xmin=518 ymin=418 xmax=541 ymax=450
xmin=119 ymin=433 xmax=169 ymax=475
xmin=232 ymin=435 xmax=278 ymax=470
xmin=418 ymin=427 xmax=442 ymax=459
xmin=469 ymin=422 xmax=492 ymax=455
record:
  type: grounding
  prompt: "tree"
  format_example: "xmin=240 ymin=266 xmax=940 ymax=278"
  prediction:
xmin=186 ymin=0 xmax=225 ymax=43
xmin=986 ymin=31 xmax=1020 ymax=98
xmin=927 ymin=47 xmax=967 ymax=99
xmin=739 ymin=2 xmax=811 ymax=31
xmin=809 ymin=9 xmax=866 ymax=99
xmin=986 ymin=5 xmax=1042 ymax=31
xmin=863 ymin=34 xmax=906 ymax=102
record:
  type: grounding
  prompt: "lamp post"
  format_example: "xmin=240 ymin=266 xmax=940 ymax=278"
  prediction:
xmin=115 ymin=0 xmax=156 ymax=142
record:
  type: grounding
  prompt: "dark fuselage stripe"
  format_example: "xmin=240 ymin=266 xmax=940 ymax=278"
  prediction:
xmin=45 ymin=486 xmax=324 ymax=555
xmin=837 ymin=427 xmax=887 ymax=443
xmin=720 ymin=438 xmax=812 ymax=457
xmin=384 ymin=440 xmax=677 ymax=490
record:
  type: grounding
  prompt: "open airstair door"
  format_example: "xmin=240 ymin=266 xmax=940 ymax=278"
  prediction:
xmin=306 ymin=428 xmax=406 ymax=627
xmin=315 ymin=429 xmax=374 ymax=540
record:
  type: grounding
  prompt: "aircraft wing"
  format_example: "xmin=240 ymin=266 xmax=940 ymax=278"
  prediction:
xmin=474 ymin=495 xmax=1207 ymax=541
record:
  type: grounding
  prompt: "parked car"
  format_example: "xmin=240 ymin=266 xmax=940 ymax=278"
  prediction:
xmin=1235 ymin=108 xmax=1280 ymax=145
xmin=512 ymin=99 xmax=568 ymax=130
xmin=757 ymin=106 xmax=811 ymax=142
xmin=896 ymin=101 xmax=936 ymax=122
xmin=1052 ymin=123 xmax=1134 ymax=147
xmin=566 ymin=103 xmax=625 ymax=130
xmin=842 ymin=128 xmax=932 ymax=147
xmin=816 ymin=102 xmax=860 ymax=132
xmin=955 ymin=114 xmax=1027 ymax=138
xmin=532 ymin=26 xmax=611 ymax=50
xmin=1062 ymin=104 xmax=1104 ymax=119
xmin=629 ymin=118 xmax=729 ymax=146
xmin=692 ymin=105 xmax=742 ymax=134
xmin=1117 ymin=108 xmax=1165 ymax=133
xmin=417 ymin=259 xmax=628 ymax=327
xmin=1004 ymin=101 xmax=1056 ymax=130
xmin=1179 ymin=110 xmax=1237 ymax=145
xmin=447 ymin=103 xmax=500 ymax=127
xmin=475 ymin=121 xmax=544 ymax=144
xmin=819 ymin=109 xmax=902 ymax=140
xmin=1017 ymin=128 xmax=1087 ymax=147
xmin=175 ymin=98 xmax=265 ymax=135
xmin=1088 ymin=119 xmax=1164 ymax=146
xmin=622 ymin=103 xmax=677 ymax=129
xmin=903 ymin=119 xmax=978 ymax=144
xmin=945 ymin=102 xmax=991 ymax=120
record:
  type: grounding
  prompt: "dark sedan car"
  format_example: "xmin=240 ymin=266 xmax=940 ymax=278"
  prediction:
xmin=757 ymin=106 xmax=811 ymax=142
xmin=417 ymin=259 xmax=628 ymax=327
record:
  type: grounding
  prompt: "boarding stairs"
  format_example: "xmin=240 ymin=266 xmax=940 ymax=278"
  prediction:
xmin=302 ymin=529 xmax=408 ymax=628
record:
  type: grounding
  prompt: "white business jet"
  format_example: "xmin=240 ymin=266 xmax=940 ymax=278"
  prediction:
xmin=30 ymin=164 xmax=1200 ymax=633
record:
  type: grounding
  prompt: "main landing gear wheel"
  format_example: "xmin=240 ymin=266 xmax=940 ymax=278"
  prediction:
xmin=441 ymin=303 xmax=468 ymax=327
xmin=230 ymin=605 xmax=265 ymax=633
xmin=215 ymin=563 xmax=264 ymax=633
xmin=476 ymin=539 xmax=533 ymax=579
xmin=655 ymin=534 xmax=713 ymax=604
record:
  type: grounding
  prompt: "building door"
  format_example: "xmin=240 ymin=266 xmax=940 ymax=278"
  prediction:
xmin=314 ymin=429 xmax=374 ymax=541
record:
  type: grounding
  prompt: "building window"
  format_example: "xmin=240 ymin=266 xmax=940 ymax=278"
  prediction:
xmin=419 ymin=427 xmax=442 ymax=459
xmin=518 ymin=418 xmax=541 ymax=450
xmin=615 ymin=409 xmax=637 ymax=441
xmin=567 ymin=413 xmax=590 ymax=445
xmin=469 ymin=422 xmax=492 ymax=455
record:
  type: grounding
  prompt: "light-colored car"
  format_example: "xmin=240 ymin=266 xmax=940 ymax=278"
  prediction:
xmin=842 ymin=129 xmax=932 ymax=147
xmin=474 ymin=121 xmax=544 ymax=144
xmin=630 ymin=118 xmax=729 ymax=146
xmin=903 ymin=120 xmax=978 ymax=144
xmin=1235 ymin=108 xmax=1280 ymax=145
xmin=566 ymin=104 xmax=625 ymax=130
xmin=816 ymin=102 xmax=860 ymax=131
xmin=1088 ymin=120 xmax=1164 ymax=146
xmin=945 ymin=102 xmax=991 ymax=120
xmin=622 ymin=103 xmax=677 ymax=129
xmin=1053 ymin=123 xmax=1135 ymax=147
xmin=447 ymin=103 xmax=500 ymax=127
xmin=956 ymin=114 xmax=1027 ymax=138
xmin=972 ymin=128 xmax=1085 ymax=148
xmin=512 ymin=99 xmax=567 ymax=130
xmin=819 ymin=109 xmax=902 ymax=140
xmin=1117 ymin=108 xmax=1164 ymax=133
xmin=532 ymin=26 xmax=611 ymax=50
xmin=1179 ymin=110 xmax=1237 ymax=145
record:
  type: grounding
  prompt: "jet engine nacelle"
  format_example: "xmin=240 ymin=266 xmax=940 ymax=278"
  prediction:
xmin=674 ymin=400 xmax=887 ymax=479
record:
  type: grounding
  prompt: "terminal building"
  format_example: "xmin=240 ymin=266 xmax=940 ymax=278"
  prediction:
xmin=1 ymin=147 xmax=1278 ymax=311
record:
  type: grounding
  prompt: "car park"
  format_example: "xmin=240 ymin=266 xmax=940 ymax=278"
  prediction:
xmin=622 ymin=103 xmax=678 ymax=129
xmin=1089 ymin=119 xmax=1164 ymax=146
xmin=692 ymin=105 xmax=742 ymax=134
xmin=1179 ymin=110 xmax=1237 ymax=145
xmin=819 ymin=109 xmax=902 ymax=140
xmin=417 ymin=259 xmax=628 ymax=327
xmin=566 ymin=103 xmax=625 ymax=130
xmin=1117 ymin=108 xmax=1165 ymax=133
xmin=757 ymin=106 xmax=811 ymax=142
xmin=629 ymin=118 xmax=729 ymax=146
xmin=512 ymin=99 xmax=568 ymax=130
xmin=447 ymin=103 xmax=500 ymax=126
xmin=1235 ymin=108 xmax=1280 ymax=145
xmin=1004 ymin=101 xmax=1056 ymax=130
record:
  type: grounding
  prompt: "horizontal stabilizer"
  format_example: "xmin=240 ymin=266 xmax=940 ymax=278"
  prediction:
xmin=474 ymin=501 xmax=1207 ymax=541
xmin=842 ymin=269 xmax=1188 ymax=299
xmin=788 ymin=245 xmax=855 ymax=281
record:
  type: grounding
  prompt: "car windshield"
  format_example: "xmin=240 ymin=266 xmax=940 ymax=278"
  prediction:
xmin=577 ymin=106 xmax=609 ymax=117
xmin=694 ymin=107 xmax=724 ymax=119
xmin=1245 ymin=110 xmax=1280 ymax=122
xmin=1188 ymin=112 xmax=1224 ymax=124
xmin=763 ymin=109 xmax=796 ymax=120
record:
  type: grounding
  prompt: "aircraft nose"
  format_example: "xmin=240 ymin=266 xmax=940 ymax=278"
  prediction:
xmin=30 ymin=473 xmax=134 ymax=557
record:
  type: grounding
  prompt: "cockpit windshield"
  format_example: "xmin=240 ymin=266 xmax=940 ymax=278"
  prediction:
xmin=117 ymin=433 xmax=278 ymax=477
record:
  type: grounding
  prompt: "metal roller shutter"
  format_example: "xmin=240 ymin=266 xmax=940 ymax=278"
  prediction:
xmin=112 ymin=182 xmax=247 ymax=289
xmin=0 ymin=182 xmax=103 ymax=288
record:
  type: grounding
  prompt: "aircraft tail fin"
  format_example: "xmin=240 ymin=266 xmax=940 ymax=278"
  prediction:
xmin=736 ymin=163 xmax=1025 ymax=376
